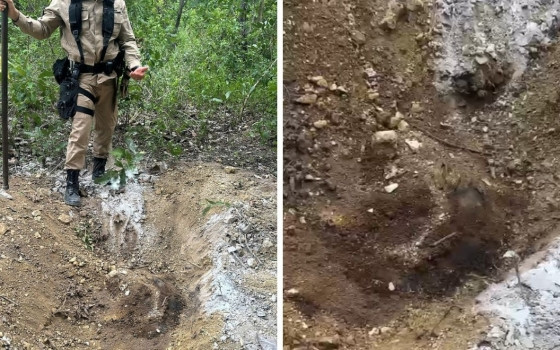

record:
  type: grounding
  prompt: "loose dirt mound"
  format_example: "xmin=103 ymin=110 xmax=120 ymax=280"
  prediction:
xmin=0 ymin=162 xmax=277 ymax=349
xmin=284 ymin=0 xmax=560 ymax=349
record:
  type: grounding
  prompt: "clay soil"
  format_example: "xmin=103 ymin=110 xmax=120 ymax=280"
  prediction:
xmin=0 ymin=162 xmax=277 ymax=349
xmin=283 ymin=1 xmax=560 ymax=349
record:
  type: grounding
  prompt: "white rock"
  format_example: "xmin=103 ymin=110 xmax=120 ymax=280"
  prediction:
xmin=317 ymin=79 xmax=329 ymax=88
xmin=286 ymin=288 xmax=300 ymax=296
xmin=411 ymin=102 xmax=423 ymax=113
xmin=295 ymin=94 xmax=318 ymax=105
xmin=405 ymin=139 xmax=422 ymax=152
xmin=380 ymin=327 xmax=392 ymax=334
xmin=313 ymin=120 xmax=328 ymax=129
xmin=373 ymin=131 xmax=398 ymax=144
xmin=262 ymin=238 xmax=273 ymax=249
xmin=475 ymin=55 xmax=489 ymax=65
xmin=389 ymin=111 xmax=405 ymax=129
xmin=0 ymin=190 xmax=13 ymax=200
xmin=398 ymin=120 xmax=410 ymax=132
xmin=336 ymin=86 xmax=348 ymax=94
xmin=58 ymin=214 xmax=72 ymax=224
xmin=503 ymin=250 xmax=519 ymax=259
xmin=388 ymin=282 xmax=395 ymax=291
xmin=364 ymin=68 xmax=377 ymax=79
xmin=487 ymin=326 xmax=506 ymax=340
xmin=384 ymin=183 xmax=399 ymax=193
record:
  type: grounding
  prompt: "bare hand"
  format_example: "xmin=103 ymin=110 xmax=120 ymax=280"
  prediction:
xmin=130 ymin=66 xmax=148 ymax=81
xmin=0 ymin=0 xmax=20 ymax=21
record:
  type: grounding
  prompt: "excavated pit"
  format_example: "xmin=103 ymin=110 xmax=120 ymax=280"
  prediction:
xmin=0 ymin=163 xmax=279 ymax=350
xmin=283 ymin=0 xmax=560 ymax=348
xmin=92 ymin=165 xmax=277 ymax=349
xmin=310 ymin=184 xmax=521 ymax=326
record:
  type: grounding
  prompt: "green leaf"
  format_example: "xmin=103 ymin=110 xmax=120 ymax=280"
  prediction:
xmin=111 ymin=148 xmax=126 ymax=159
xmin=94 ymin=170 xmax=119 ymax=185
xmin=125 ymin=138 xmax=137 ymax=153
xmin=202 ymin=206 xmax=212 ymax=216
xmin=168 ymin=144 xmax=183 ymax=156
xmin=119 ymin=170 xmax=126 ymax=186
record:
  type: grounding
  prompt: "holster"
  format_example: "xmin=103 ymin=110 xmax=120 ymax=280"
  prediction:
xmin=52 ymin=57 xmax=70 ymax=85
xmin=113 ymin=48 xmax=126 ymax=78
xmin=56 ymin=67 xmax=81 ymax=120
xmin=119 ymin=69 xmax=131 ymax=98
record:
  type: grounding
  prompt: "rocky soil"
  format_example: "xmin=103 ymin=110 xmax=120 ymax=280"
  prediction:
xmin=0 ymin=162 xmax=277 ymax=349
xmin=283 ymin=0 xmax=560 ymax=349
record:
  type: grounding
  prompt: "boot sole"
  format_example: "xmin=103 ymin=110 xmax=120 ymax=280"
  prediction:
xmin=64 ymin=196 xmax=81 ymax=207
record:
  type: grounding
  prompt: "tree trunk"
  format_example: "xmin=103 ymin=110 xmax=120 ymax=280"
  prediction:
xmin=239 ymin=0 xmax=249 ymax=53
xmin=174 ymin=0 xmax=187 ymax=34
xmin=256 ymin=0 xmax=265 ymax=24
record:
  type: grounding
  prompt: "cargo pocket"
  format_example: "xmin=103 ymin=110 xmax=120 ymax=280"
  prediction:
xmin=81 ymin=10 xmax=89 ymax=30
xmin=113 ymin=11 xmax=124 ymax=39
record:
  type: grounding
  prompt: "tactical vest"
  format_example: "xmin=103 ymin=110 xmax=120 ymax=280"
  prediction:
xmin=55 ymin=0 xmax=125 ymax=119
xmin=69 ymin=0 xmax=115 ymax=64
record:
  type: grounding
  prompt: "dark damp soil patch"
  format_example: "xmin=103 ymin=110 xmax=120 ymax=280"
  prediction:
xmin=105 ymin=272 xmax=186 ymax=339
xmin=304 ymin=184 xmax=526 ymax=326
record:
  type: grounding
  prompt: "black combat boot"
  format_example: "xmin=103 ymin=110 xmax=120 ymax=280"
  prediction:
xmin=92 ymin=157 xmax=107 ymax=181
xmin=64 ymin=169 xmax=81 ymax=206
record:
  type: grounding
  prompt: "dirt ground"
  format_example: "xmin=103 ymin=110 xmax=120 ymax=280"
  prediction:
xmin=0 ymin=162 xmax=277 ymax=349
xmin=283 ymin=0 xmax=560 ymax=349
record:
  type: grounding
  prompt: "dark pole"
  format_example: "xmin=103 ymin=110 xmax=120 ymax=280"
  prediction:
xmin=2 ymin=9 xmax=8 ymax=190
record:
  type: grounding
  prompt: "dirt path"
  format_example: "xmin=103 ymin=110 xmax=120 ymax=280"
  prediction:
xmin=283 ymin=0 xmax=560 ymax=349
xmin=0 ymin=162 xmax=277 ymax=349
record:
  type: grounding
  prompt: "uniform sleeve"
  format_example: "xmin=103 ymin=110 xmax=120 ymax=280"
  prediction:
xmin=117 ymin=4 xmax=142 ymax=69
xmin=14 ymin=1 xmax=62 ymax=40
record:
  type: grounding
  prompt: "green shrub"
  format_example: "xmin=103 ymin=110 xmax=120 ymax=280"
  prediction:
xmin=5 ymin=0 xmax=276 ymax=165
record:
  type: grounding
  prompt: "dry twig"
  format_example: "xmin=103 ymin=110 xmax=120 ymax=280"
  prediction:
xmin=410 ymin=123 xmax=492 ymax=156
xmin=430 ymin=232 xmax=460 ymax=247
xmin=186 ymin=259 xmax=202 ymax=269
xmin=0 ymin=295 xmax=16 ymax=305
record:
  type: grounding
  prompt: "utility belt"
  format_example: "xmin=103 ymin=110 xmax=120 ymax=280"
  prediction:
xmin=52 ymin=49 xmax=129 ymax=120
xmin=68 ymin=48 xmax=126 ymax=77
xmin=70 ymin=60 xmax=117 ymax=76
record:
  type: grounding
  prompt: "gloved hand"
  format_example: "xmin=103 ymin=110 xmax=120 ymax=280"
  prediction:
xmin=0 ymin=0 xmax=20 ymax=21
xmin=130 ymin=66 xmax=149 ymax=81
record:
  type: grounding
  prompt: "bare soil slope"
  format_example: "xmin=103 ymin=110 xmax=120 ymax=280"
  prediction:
xmin=0 ymin=162 xmax=277 ymax=349
xmin=283 ymin=1 xmax=560 ymax=349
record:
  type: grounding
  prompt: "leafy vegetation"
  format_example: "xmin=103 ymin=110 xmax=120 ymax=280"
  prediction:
xmin=202 ymin=199 xmax=231 ymax=216
xmin=4 ymin=0 xmax=276 ymax=168
xmin=94 ymin=138 xmax=143 ymax=188
xmin=75 ymin=221 xmax=94 ymax=251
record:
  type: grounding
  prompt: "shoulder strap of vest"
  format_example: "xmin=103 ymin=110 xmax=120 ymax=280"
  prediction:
xmin=69 ymin=0 xmax=84 ymax=63
xmin=69 ymin=0 xmax=115 ymax=64
xmin=100 ymin=0 xmax=115 ymax=62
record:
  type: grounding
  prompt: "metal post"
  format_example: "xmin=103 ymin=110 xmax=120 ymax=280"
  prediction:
xmin=2 ymin=10 xmax=8 ymax=190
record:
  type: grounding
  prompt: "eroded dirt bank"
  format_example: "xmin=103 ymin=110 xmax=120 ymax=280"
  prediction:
xmin=284 ymin=0 xmax=560 ymax=349
xmin=0 ymin=162 xmax=276 ymax=349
